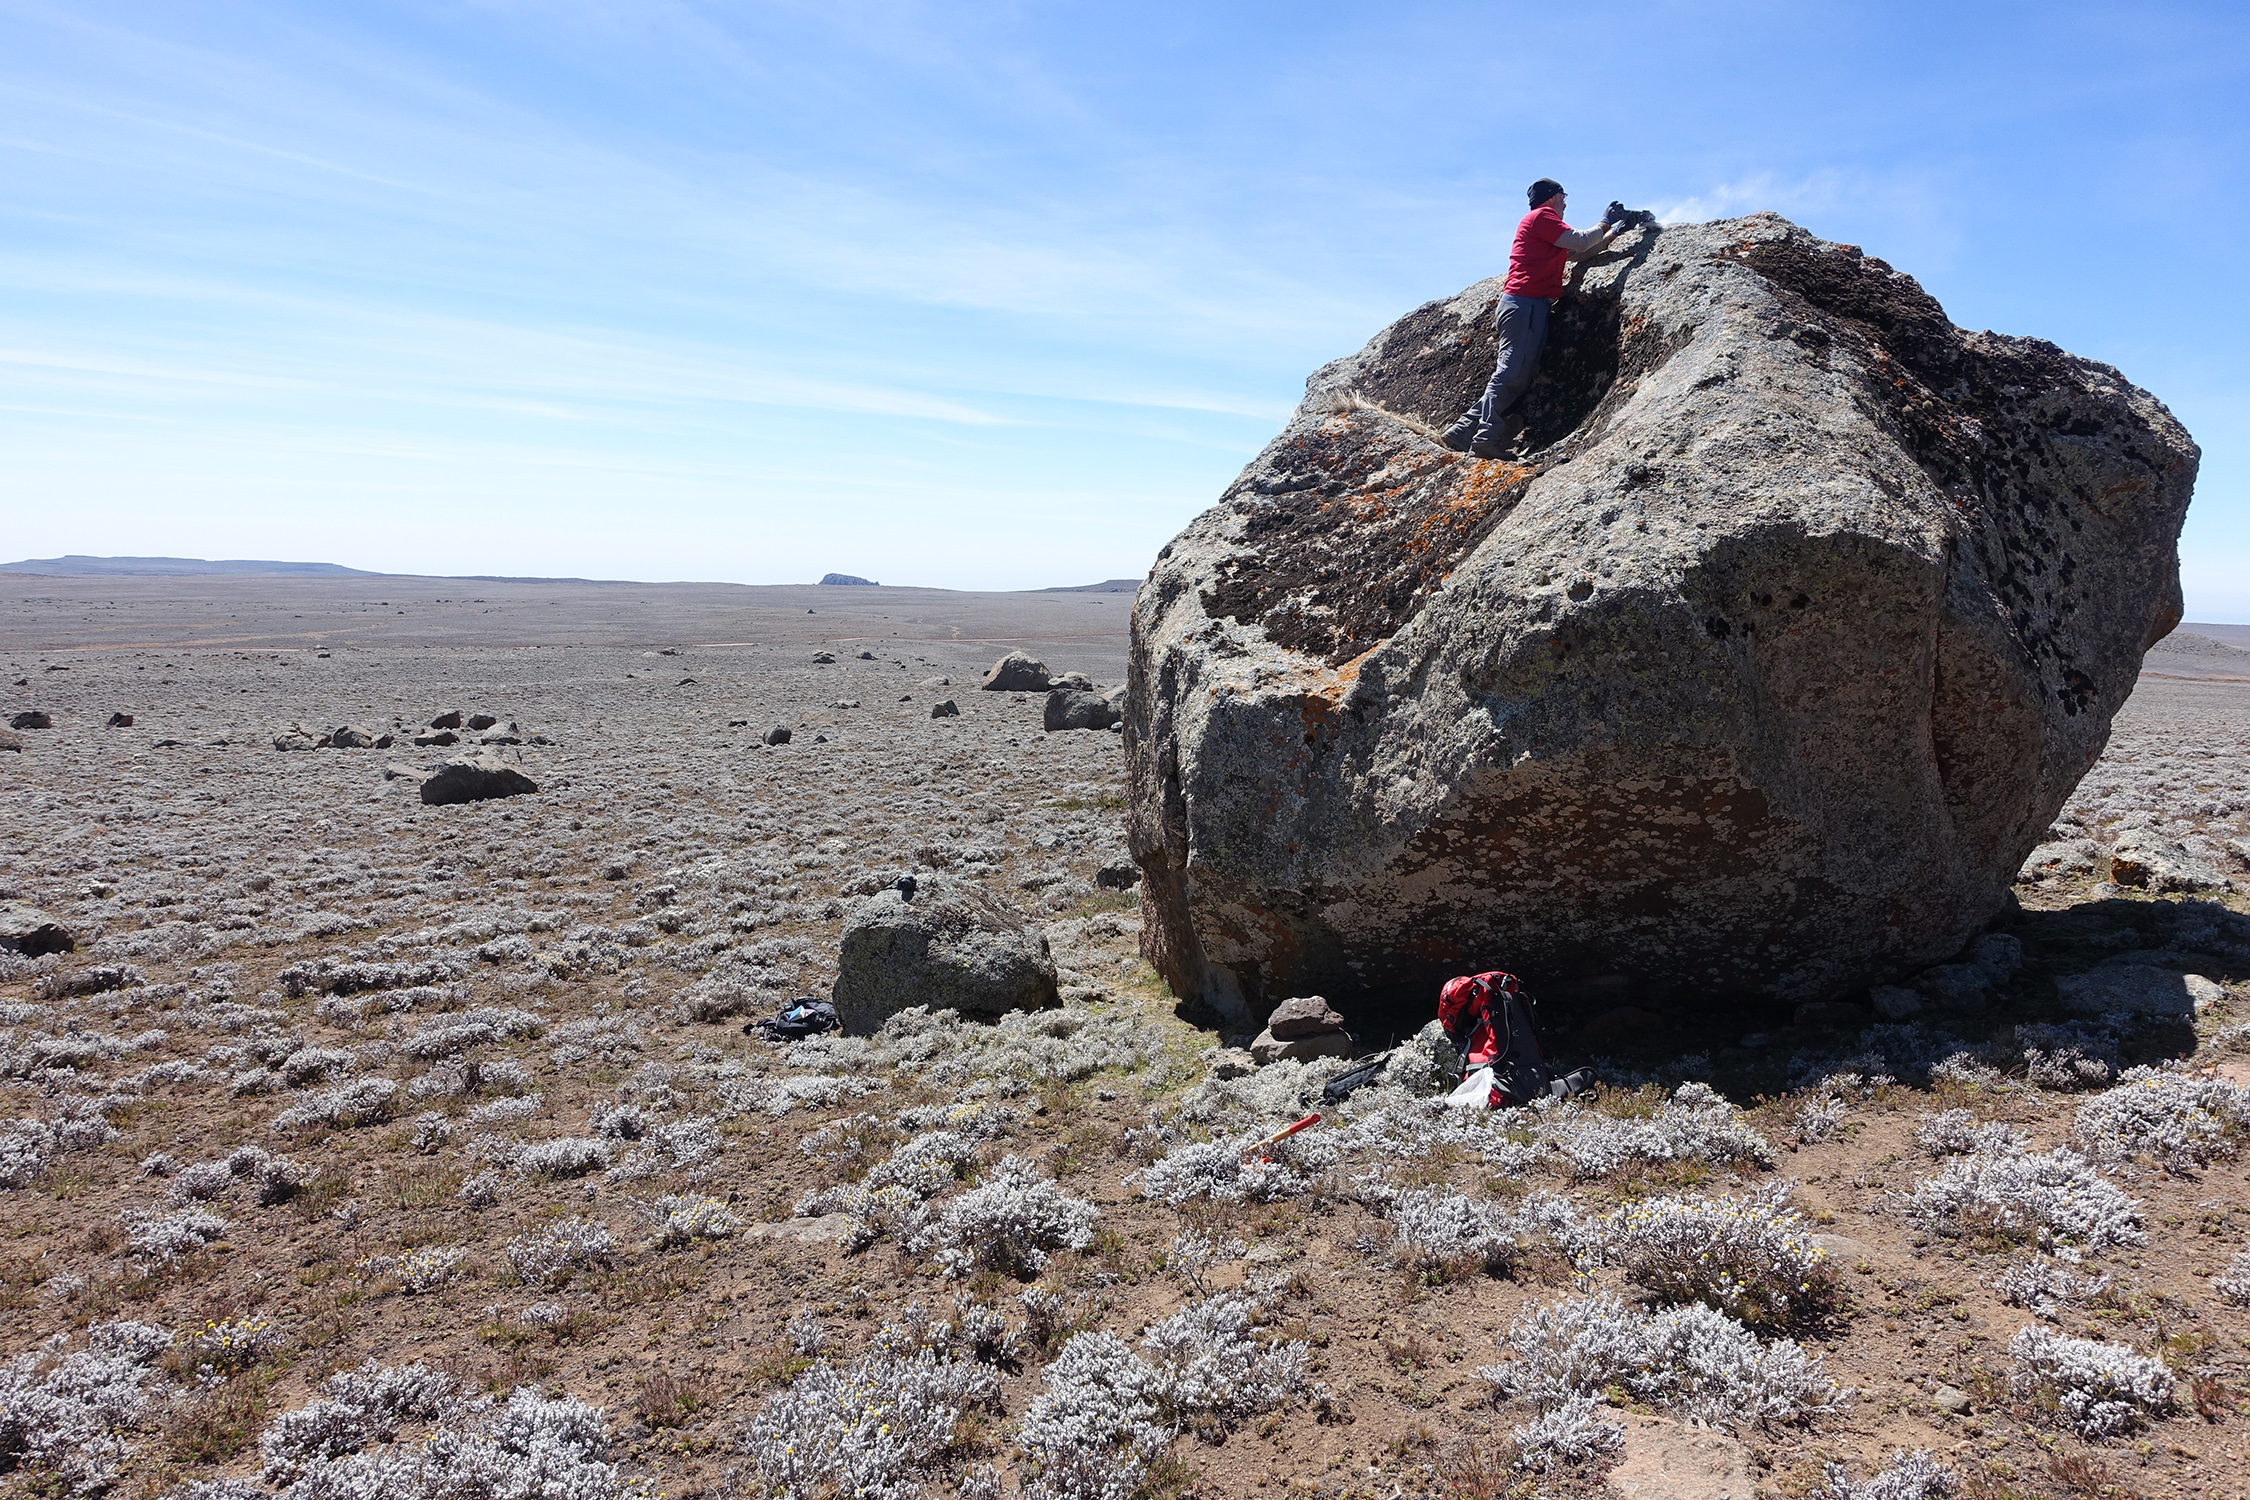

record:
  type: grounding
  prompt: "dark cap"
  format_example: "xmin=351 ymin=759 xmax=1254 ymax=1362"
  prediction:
xmin=1528 ymin=178 xmax=1565 ymax=208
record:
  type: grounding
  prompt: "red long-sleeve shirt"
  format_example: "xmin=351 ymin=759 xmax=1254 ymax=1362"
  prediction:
xmin=1502 ymin=204 xmax=1608 ymax=298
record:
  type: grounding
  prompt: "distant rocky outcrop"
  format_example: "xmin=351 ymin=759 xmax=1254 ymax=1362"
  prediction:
xmin=820 ymin=573 xmax=879 ymax=586
xmin=419 ymin=751 xmax=540 ymax=805
xmin=1127 ymin=213 xmax=2199 ymax=1025
xmin=831 ymin=875 xmax=1060 ymax=1033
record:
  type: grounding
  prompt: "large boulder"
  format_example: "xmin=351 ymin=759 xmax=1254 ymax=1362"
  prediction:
xmin=1127 ymin=214 xmax=2197 ymax=1026
xmin=832 ymin=875 xmax=1060 ymax=1034
xmin=981 ymin=651 xmax=1051 ymax=692
xmin=0 ymin=902 xmax=74 ymax=956
xmin=419 ymin=751 xmax=539 ymax=805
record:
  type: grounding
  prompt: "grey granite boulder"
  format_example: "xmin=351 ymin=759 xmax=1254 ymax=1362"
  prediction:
xmin=8 ymin=711 xmax=50 ymax=730
xmin=832 ymin=874 xmax=1060 ymax=1033
xmin=273 ymin=722 xmax=328 ymax=751
xmin=419 ymin=751 xmax=539 ymax=805
xmin=1044 ymin=689 xmax=1122 ymax=732
xmin=981 ymin=651 xmax=1051 ymax=692
xmin=1250 ymin=1027 xmax=1354 ymax=1065
xmin=1266 ymin=994 xmax=1346 ymax=1039
xmin=2019 ymin=838 xmax=2101 ymax=882
xmin=330 ymin=724 xmax=379 ymax=749
xmin=1127 ymin=214 xmax=2198 ymax=1024
xmin=2108 ymin=827 xmax=2228 ymax=892
xmin=0 ymin=902 xmax=74 ymax=956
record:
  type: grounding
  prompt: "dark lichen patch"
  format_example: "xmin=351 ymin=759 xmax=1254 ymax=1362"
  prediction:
xmin=1199 ymin=418 xmax=1534 ymax=664
xmin=1735 ymin=234 xmax=2191 ymax=715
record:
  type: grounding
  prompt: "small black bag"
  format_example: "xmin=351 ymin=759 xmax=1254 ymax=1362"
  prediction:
xmin=749 ymin=998 xmax=839 ymax=1042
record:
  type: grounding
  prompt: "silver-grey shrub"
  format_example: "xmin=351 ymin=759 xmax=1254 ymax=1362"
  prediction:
xmin=1016 ymin=1295 xmax=1307 ymax=1500
xmin=259 ymin=1359 xmax=460 ymax=1483
xmin=1913 ymin=1109 xmax=2029 ymax=1158
xmin=1598 ymin=1181 xmax=1837 ymax=1329
xmin=1139 ymin=1128 xmax=1339 ymax=1206
xmin=122 ymin=1206 xmax=230 ymax=1263
xmin=1383 ymin=1187 xmax=1519 ymax=1277
xmin=261 ymin=1375 xmax=626 ymax=1499
xmin=1481 ymin=1292 xmax=1845 ymax=1429
xmin=1822 ymin=1449 xmax=1956 ymax=1500
xmin=1536 ymin=1082 xmax=1773 ymax=1181
xmin=650 ymin=1194 xmax=740 ymax=1247
xmin=505 ymin=1217 xmax=615 ymax=1286
xmin=516 ymin=1137 xmax=611 ymax=1179
xmin=1994 ymin=1257 xmax=2111 ymax=1321
xmin=738 ymin=1344 xmax=1000 ymax=1500
xmin=2006 ymin=1325 xmax=2175 ymax=1437
xmin=915 ymin=1155 xmax=1097 ymax=1279
xmin=0 ymin=1321 xmax=172 ymax=1492
xmin=2071 ymin=1066 xmax=2250 ymax=1171
xmin=1903 ymin=1146 xmax=2142 ymax=1254
xmin=0 ymin=1104 xmax=119 ymax=1189
xmin=1509 ymin=1395 xmax=1625 ymax=1472
xmin=272 ymin=1077 xmax=399 ymax=1131
xmin=2212 ymin=1248 xmax=2250 ymax=1307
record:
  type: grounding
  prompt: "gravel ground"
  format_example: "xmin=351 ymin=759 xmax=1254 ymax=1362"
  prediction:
xmin=2 ymin=577 xmax=2248 ymax=1500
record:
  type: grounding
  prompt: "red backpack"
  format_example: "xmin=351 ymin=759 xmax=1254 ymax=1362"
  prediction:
xmin=1439 ymin=970 xmax=1580 ymax=1107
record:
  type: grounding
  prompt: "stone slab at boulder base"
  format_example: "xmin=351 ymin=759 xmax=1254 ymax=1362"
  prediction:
xmin=2058 ymin=965 xmax=2221 ymax=1018
xmin=832 ymin=874 xmax=1060 ymax=1034
xmin=1127 ymin=213 xmax=2198 ymax=1024
xmin=419 ymin=751 xmax=540 ymax=805
xmin=0 ymin=902 xmax=74 ymax=956
xmin=981 ymin=651 xmax=1051 ymax=692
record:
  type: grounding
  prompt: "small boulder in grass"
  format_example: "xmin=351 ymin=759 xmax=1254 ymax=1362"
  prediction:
xmin=764 ymin=726 xmax=793 ymax=746
xmin=930 ymin=699 xmax=959 ymax=719
xmin=272 ymin=721 xmax=328 ymax=750
xmin=467 ymin=713 xmax=498 ymax=730
xmin=330 ymin=724 xmax=379 ymax=748
xmin=0 ymin=902 xmax=75 ymax=956
xmin=1266 ymin=994 xmax=1346 ymax=1040
xmin=429 ymin=710 xmax=464 ymax=729
xmin=419 ymin=751 xmax=539 ymax=805
xmin=106 ymin=712 xmax=134 ymax=728
xmin=981 ymin=650 xmax=1050 ymax=692
xmin=10 ymin=711 xmax=52 ymax=730
xmin=1043 ymin=689 xmax=1121 ymax=732
xmin=811 ymin=650 xmax=836 ymax=664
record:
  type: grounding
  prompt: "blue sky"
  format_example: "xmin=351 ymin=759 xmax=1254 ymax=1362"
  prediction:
xmin=4 ymin=1 xmax=2246 ymax=612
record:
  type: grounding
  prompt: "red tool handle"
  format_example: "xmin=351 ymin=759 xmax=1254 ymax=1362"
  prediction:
xmin=1245 ymin=1111 xmax=1323 ymax=1160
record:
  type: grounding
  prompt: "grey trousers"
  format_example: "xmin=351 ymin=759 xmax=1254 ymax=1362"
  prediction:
xmin=1468 ymin=294 xmax=1550 ymax=440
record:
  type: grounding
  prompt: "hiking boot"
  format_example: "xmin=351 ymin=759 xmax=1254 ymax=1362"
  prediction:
xmin=1438 ymin=417 xmax=1478 ymax=452
xmin=1468 ymin=436 xmax=1513 ymax=459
